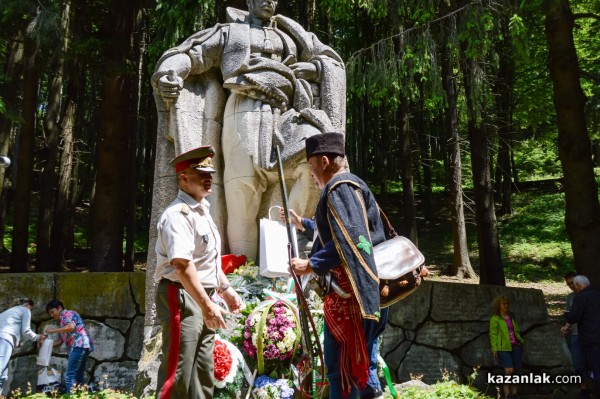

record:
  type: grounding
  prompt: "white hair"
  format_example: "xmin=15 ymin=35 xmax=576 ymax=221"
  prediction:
xmin=573 ymin=275 xmax=590 ymax=287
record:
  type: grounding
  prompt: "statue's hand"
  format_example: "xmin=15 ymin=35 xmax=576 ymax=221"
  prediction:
xmin=291 ymin=62 xmax=318 ymax=82
xmin=157 ymin=73 xmax=184 ymax=101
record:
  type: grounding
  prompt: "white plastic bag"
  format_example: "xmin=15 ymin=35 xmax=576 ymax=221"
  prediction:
xmin=36 ymin=338 xmax=54 ymax=366
xmin=37 ymin=366 xmax=61 ymax=386
xmin=259 ymin=207 xmax=292 ymax=278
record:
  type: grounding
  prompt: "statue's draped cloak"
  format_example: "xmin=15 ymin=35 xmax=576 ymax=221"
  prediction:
xmin=152 ymin=7 xmax=346 ymax=167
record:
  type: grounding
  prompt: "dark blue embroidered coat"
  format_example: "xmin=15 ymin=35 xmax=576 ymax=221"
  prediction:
xmin=308 ymin=172 xmax=385 ymax=320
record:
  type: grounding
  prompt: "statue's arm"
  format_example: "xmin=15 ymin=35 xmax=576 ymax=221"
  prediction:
xmin=151 ymin=26 xmax=226 ymax=101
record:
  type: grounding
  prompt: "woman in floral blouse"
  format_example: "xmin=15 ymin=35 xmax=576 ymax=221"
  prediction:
xmin=45 ymin=300 xmax=93 ymax=393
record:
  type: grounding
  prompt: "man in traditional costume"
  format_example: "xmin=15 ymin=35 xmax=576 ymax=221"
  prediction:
xmin=151 ymin=0 xmax=346 ymax=259
xmin=290 ymin=133 xmax=387 ymax=399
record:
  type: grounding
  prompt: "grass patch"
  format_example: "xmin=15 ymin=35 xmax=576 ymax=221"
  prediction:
xmin=498 ymin=190 xmax=573 ymax=282
xmin=9 ymin=385 xmax=153 ymax=399
xmin=388 ymin=373 xmax=494 ymax=399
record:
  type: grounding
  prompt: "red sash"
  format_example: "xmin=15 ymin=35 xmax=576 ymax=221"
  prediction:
xmin=161 ymin=285 xmax=182 ymax=399
xmin=324 ymin=268 xmax=369 ymax=398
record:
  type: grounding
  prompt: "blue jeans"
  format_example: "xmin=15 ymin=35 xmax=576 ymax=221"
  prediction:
xmin=65 ymin=347 xmax=90 ymax=393
xmin=324 ymin=308 xmax=388 ymax=399
xmin=0 ymin=337 xmax=13 ymax=394
xmin=569 ymin=334 xmax=585 ymax=376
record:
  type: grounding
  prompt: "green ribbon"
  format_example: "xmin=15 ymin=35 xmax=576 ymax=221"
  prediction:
xmin=378 ymin=354 xmax=398 ymax=398
xmin=255 ymin=301 xmax=274 ymax=375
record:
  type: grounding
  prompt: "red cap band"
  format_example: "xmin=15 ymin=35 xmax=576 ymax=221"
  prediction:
xmin=175 ymin=159 xmax=198 ymax=173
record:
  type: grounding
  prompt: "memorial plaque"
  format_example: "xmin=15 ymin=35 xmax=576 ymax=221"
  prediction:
xmin=381 ymin=326 xmax=405 ymax=356
xmin=415 ymin=321 xmax=487 ymax=350
xmin=523 ymin=324 xmax=571 ymax=367
xmin=461 ymin=334 xmax=494 ymax=367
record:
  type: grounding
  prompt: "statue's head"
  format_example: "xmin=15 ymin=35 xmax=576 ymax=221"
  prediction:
xmin=247 ymin=0 xmax=278 ymax=21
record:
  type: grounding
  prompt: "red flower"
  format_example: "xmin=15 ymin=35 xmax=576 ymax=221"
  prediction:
xmin=213 ymin=339 xmax=233 ymax=382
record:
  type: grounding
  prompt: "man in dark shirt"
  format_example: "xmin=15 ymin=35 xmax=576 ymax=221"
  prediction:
xmin=565 ymin=275 xmax=600 ymax=398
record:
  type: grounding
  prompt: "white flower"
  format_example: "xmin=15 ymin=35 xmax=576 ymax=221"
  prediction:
xmin=276 ymin=328 xmax=296 ymax=353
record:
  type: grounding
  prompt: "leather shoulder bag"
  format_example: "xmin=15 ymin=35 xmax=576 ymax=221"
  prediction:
xmin=376 ymin=208 xmax=425 ymax=308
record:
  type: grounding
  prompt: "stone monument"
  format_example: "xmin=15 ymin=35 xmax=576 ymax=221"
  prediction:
xmin=139 ymin=2 xmax=347 ymax=394
xmin=150 ymin=0 xmax=346 ymax=261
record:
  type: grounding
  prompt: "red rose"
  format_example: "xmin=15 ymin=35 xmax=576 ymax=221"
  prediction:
xmin=213 ymin=339 xmax=233 ymax=381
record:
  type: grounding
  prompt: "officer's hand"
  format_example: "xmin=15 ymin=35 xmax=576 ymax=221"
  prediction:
xmin=203 ymin=301 xmax=228 ymax=330
xmin=221 ymin=287 xmax=245 ymax=314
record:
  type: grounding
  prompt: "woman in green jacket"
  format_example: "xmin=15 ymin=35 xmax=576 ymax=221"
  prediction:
xmin=490 ymin=295 xmax=525 ymax=399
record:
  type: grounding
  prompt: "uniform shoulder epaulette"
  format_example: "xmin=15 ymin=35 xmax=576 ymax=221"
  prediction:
xmin=180 ymin=203 xmax=191 ymax=215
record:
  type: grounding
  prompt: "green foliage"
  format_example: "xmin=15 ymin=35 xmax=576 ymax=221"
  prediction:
xmin=508 ymin=13 xmax=529 ymax=64
xmin=214 ymin=371 xmax=245 ymax=399
xmin=389 ymin=373 xmax=493 ymax=399
xmin=148 ymin=0 xmax=217 ymax=66
xmin=3 ymin=224 xmax=38 ymax=255
xmin=571 ymin=0 xmax=600 ymax=136
xmin=499 ymin=190 xmax=573 ymax=281
xmin=9 ymin=385 xmax=154 ymax=399
xmin=397 ymin=381 xmax=491 ymax=398
xmin=513 ymin=138 xmax=562 ymax=180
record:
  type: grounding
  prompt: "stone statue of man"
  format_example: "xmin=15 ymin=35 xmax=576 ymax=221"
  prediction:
xmin=151 ymin=0 xmax=346 ymax=259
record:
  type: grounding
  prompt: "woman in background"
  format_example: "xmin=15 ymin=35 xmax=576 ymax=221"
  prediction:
xmin=490 ymin=295 xmax=525 ymax=399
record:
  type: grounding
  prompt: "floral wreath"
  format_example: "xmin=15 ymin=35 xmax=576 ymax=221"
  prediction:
xmin=243 ymin=299 xmax=301 ymax=374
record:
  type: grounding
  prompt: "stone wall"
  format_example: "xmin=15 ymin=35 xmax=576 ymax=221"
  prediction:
xmin=382 ymin=281 xmax=573 ymax=397
xmin=0 ymin=272 xmax=145 ymax=396
xmin=1 ymin=274 xmax=573 ymax=398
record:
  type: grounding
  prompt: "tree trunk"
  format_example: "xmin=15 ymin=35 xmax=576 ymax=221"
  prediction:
xmin=416 ymin=79 xmax=433 ymax=217
xmin=460 ymin=53 xmax=504 ymax=285
xmin=10 ymin=34 xmax=39 ymax=272
xmin=545 ymin=0 xmax=600 ymax=287
xmin=379 ymin=106 xmax=388 ymax=197
xmin=306 ymin=0 xmax=316 ymax=32
xmin=49 ymin=99 xmax=76 ymax=269
xmin=36 ymin=0 xmax=71 ymax=272
xmin=494 ymin=9 xmax=516 ymax=217
xmin=0 ymin=35 xmax=25 ymax=258
xmin=124 ymin=7 xmax=145 ymax=272
xmin=89 ymin=1 xmax=141 ymax=272
xmin=441 ymin=41 xmax=475 ymax=278
xmin=468 ymin=120 xmax=505 ymax=285
xmin=398 ymin=97 xmax=418 ymax=244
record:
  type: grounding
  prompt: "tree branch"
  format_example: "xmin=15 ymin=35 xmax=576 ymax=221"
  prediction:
xmin=573 ymin=12 xmax=600 ymax=21
xmin=580 ymin=69 xmax=600 ymax=84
